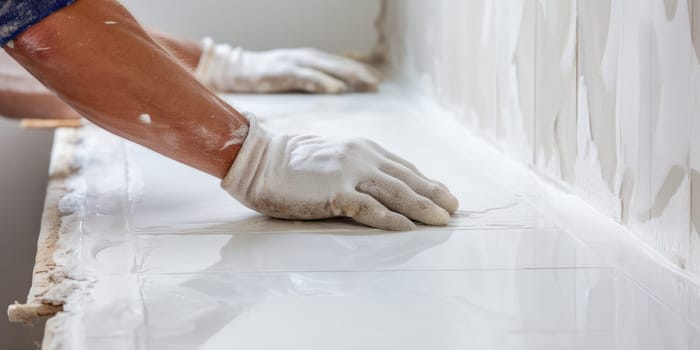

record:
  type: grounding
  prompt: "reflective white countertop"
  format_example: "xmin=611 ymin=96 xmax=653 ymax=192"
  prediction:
xmin=49 ymin=85 xmax=700 ymax=349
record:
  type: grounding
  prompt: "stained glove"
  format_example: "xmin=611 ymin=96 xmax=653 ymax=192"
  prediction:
xmin=221 ymin=115 xmax=459 ymax=231
xmin=193 ymin=38 xmax=379 ymax=94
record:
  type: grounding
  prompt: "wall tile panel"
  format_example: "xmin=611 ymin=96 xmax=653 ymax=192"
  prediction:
xmin=533 ymin=0 xmax=579 ymax=183
xmin=577 ymin=0 xmax=624 ymax=218
xmin=496 ymin=0 xmax=537 ymax=163
xmin=647 ymin=0 xmax=693 ymax=267
xmin=619 ymin=0 xmax=653 ymax=239
xmin=690 ymin=0 xmax=700 ymax=275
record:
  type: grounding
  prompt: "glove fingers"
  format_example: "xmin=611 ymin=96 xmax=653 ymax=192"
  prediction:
xmin=380 ymin=162 xmax=459 ymax=214
xmin=287 ymin=67 xmax=350 ymax=94
xmin=356 ymin=174 xmax=451 ymax=226
xmin=335 ymin=192 xmax=415 ymax=231
xmin=298 ymin=50 xmax=379 ymax=92
xmin=365 ymin=140 xmax=455 ymax=196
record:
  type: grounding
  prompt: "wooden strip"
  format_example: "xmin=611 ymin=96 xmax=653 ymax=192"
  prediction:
xmin=20 ymin=118 xmax=82 ymax=129
xmin=6 ymin=129 xmax=80 ymax=325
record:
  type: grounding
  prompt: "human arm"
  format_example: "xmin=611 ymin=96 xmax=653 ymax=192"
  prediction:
xmin=4 ymin=0 xmax=246 ymax=178
xmin=0 ymin=29 xmax=378 ymax=120
xmin=3 ymin=0 xmax=457 ymax=230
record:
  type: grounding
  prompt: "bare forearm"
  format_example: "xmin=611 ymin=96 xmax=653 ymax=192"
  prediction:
xmin=4 ymin=0 xmax=246 ymax=178
xmin=150 ymin=31 xmax=203 ymax=70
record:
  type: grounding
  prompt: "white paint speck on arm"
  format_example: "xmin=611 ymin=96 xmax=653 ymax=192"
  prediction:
xmin=139 ymin=114 xmax=152 ymax=124
xmin=6 ymin=40 xmax=13 ymax=49
xmin=104 ymin=21 xmax=117 ymax=25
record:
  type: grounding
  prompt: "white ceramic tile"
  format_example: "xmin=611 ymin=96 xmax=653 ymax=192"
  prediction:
xmin=79 ymin=275 xmax=144 ymax=338
xmin=79 ymin=128 xmax=131 ymax=238
xmin=136 ymin=269 xmax=684 ymax=350
xmin=134 ymin=228 xmax=601 ymax=274
xmin=81 ymin=238 xmax=134 ymax=274
xmin=83 ymin=337 xmax=138 ymax=350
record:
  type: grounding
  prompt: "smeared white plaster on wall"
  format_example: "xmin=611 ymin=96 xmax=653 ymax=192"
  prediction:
xmin=387 ymin=0 xmax=698 ymax=275
xmin=574 ymin=80 xmax=621 ymax=217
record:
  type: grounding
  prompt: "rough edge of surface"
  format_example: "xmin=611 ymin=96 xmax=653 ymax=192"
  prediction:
xmin=6 ymin=127 xmax=91 ymax=349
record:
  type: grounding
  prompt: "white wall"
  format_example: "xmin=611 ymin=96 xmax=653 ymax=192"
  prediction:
xmin=118 ymin=0 xmax=379 ymax=54
xmin=386 ymin=0 xmax=700 ymax=278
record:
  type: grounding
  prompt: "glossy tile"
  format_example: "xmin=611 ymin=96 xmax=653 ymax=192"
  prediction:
xmin=83 ymin=337 xmax=138 ymax=350
xmin=80 ymin=128 xmax=130 ymax=238
xmin=79 ymin=275 xmax=144 ymax=338
xmin=136 ymin=269 xmax=685 ymax=350
xmin=81 ymin=237 xmax=134 ymax=275
xmin=134 ymin=229 xmax=601 ymax=274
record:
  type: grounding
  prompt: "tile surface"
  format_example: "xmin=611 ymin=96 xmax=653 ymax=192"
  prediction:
xmin=66 ymin=88 xmax=700 ymax=349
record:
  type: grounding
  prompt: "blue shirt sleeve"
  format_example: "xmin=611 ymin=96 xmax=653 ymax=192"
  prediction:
xmin=0 ymin=0 xmax=77 ymax=46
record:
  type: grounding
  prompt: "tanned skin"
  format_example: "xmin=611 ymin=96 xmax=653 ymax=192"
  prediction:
xmin=4 ymin=0 xmax=246 ymax=179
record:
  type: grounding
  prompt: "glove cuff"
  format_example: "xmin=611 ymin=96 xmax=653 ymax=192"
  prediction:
xmin=220 ymin=113 xmax=269 ymax=205
xmin=193 ymin=37 xmax=243 ymax=91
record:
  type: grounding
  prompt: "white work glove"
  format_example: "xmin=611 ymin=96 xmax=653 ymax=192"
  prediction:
xmin=222 ymin=114 xmax=459 ymax=231
xmin=194 ymin=37 xmax=379 ymax=94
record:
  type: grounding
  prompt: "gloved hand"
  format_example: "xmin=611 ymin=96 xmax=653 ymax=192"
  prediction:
xmin=193 ymin=38 xmax=379 ymax=94
xmin=222 ymin=114 xmax=459 ymax=231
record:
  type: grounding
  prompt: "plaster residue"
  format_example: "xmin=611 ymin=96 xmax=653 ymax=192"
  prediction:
xmin=664 ymin=0 xmax=678 ymax=21
xmin=104 ymin=21 xmax=117 ymax=25
xmin=6 ymin=40 xmax=13 ymax=49
xmin=573 ymin=80 xmax=621 ymax=218
xmin=220 ymin=124 xmax=249 ymax=151
xmin=138 ymin=113 xmax=151 ymax=124
xmin=578 ymin=0 xmax=620 ymax=194
xmin=620 ymin=168 xmax=636 ymax=225
xmin=650 ymin=165 xmax=687 ymax=219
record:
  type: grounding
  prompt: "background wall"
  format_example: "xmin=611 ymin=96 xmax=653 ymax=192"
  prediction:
xmin=119 ymin=0 xmax=379 ymax=53
xmin=386 ymin=0 xmax=700 ymax=278
xmin=0 ymin=1 xmax=379 ymax=349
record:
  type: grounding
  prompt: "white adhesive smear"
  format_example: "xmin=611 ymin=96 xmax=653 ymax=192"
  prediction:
xmin=220 ymin=123 xmax=249 ymax=151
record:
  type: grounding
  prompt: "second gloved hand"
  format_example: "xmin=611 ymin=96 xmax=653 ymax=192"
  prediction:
xmin=194 ymin=38 xmax=379 ymax=94
xmin=222 ymin=115 xmax=459 ymax=231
